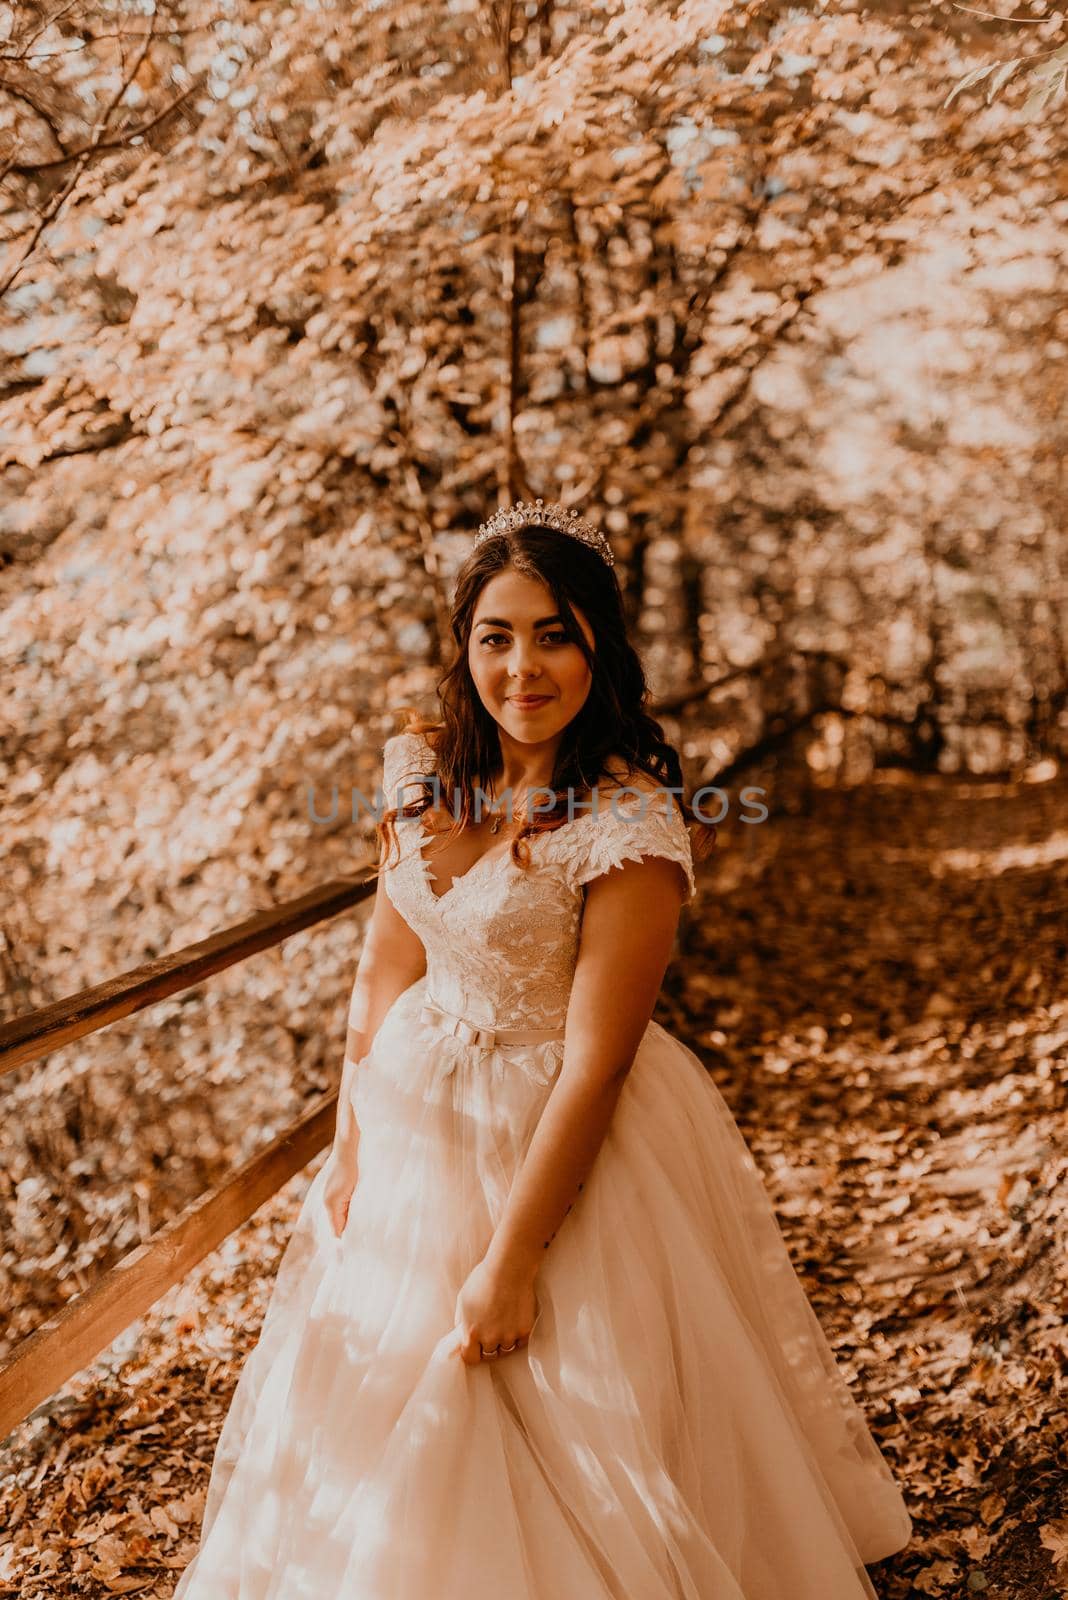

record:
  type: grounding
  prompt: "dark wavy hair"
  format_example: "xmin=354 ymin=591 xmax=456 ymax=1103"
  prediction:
xmin=373 ymin=521 xmax=717 ymax=886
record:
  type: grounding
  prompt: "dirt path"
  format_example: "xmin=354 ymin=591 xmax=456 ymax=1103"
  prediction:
xmin=2 ymin=764 xmax=1066 ymax=1599
xmin=662 ymin=762 xmax=1068 ymax=1600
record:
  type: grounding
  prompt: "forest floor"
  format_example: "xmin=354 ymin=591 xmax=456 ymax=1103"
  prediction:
xmin=1 ymin=758 xmax=1066 ymax=1600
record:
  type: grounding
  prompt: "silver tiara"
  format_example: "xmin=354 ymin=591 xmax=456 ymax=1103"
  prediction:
xmin=474 ymin=498 xmax=615 ymax=568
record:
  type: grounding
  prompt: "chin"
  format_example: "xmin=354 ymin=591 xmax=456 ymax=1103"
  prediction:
xmin=504 ymin=709 xmax=566 ymax=732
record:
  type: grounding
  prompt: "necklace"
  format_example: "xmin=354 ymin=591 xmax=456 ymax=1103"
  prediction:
xmin=486 ymin=786 xmax=531 ymax=834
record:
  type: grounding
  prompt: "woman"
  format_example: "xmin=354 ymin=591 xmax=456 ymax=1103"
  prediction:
xmin=173 ymin=500 xmax=912 ymax=1600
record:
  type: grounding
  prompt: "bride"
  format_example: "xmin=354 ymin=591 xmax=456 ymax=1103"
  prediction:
xmin=173 ymin=500 xmax=912 ymax=1599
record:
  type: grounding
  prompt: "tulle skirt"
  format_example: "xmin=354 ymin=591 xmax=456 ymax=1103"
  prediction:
xmin=173 ymin=976 xmax=911 ymax=1600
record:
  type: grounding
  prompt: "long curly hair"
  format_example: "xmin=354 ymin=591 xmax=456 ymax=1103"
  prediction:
xmin=373 ymin=521 xmax=717 ymax=886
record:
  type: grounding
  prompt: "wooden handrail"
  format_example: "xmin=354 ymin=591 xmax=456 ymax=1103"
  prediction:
xmin=0 ymin=873 xmax=376 ymax=1078
xmin=0 ymin=1090 xmax=337 ymax=1442
xmin=0 ymin=869 xmax=379 ymax=1441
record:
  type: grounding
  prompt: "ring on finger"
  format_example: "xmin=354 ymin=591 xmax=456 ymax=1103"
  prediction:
xmin=480 ymin=1341 xmax=519 ymax=1359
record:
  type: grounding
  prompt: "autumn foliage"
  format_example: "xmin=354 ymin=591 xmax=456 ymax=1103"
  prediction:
xmin=1 ymin=2 xmax=1066 ymax=1596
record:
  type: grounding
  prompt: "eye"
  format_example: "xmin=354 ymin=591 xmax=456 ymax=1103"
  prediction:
xmin=477 ymin=630 xmax=572 ymax=648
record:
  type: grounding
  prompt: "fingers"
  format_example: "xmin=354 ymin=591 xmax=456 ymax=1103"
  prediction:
xmin=458 ymin=1326 xmax=495 ymax=1365
xmin=326 ymin=1194 xmax=352 ymax=1238
xmin=456 ymin=1330 xmax=531 ymax=1364
xmin=458 ymin=1332 xmax=482 ymax=1367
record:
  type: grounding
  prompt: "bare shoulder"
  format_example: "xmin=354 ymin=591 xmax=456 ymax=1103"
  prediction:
xmin=597 ymin=755 xmax=666 ymax=797
xmin=592 ymin=756 xmax=689 ymax=830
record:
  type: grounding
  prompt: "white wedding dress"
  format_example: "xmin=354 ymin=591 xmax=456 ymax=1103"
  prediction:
xmin=172 ymin=729 xmax=912 ymax=1600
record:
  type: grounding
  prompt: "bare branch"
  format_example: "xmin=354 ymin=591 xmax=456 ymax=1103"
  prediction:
xmin=0 ymin=76 xmax=71 ymax=156
xmin=5 ymin=82 xmax=200 ymax=176
xmin=0 ymin=9 xmax=161 ymax=300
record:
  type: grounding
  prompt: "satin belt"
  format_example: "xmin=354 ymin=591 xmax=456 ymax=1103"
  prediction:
xmin=418 ymin=998 xmax=566 ymax=1050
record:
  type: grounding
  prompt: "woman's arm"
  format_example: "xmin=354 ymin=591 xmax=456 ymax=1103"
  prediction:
xmin=481 ymin=852 xmax=687 ymax=1285
xmin=331 ymin=872 xmax=427 ymax=1164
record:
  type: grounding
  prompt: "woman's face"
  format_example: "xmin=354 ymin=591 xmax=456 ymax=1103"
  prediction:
xmin=467 ymin=567 xmax=595 ymax=747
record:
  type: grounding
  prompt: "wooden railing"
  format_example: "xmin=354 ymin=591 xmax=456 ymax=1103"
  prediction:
xmin=0 ymin=874 xmax=376 ymax=1442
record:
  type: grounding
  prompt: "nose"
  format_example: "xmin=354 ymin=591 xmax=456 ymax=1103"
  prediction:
xmin=508 ymin=639 xmax=542 ymax=679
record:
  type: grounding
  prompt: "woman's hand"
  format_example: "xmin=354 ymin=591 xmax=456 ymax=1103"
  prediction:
xmin=454 ymin=1256 xmax=538 ymax=1367
xmin=322 ymin=1146 xmax=359 ymax=1238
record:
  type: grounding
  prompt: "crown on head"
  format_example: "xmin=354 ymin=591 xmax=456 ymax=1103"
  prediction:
xmin=474 ymin=498 xmax=615 ymax=568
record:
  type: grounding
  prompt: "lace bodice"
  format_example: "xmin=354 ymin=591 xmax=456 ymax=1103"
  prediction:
xmin=379 ymin=730 xmax=696 ymax=1034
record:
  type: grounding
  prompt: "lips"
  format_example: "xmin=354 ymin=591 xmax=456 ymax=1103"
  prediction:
xmin=510 ymin=695 xmax=552 ymax=708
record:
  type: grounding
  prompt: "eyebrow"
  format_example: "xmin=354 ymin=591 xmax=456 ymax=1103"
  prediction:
xmin=473 ymin=615 xmax=563 ymax=628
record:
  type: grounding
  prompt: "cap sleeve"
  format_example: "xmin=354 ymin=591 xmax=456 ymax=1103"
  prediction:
xmin=563 ymin=784 xmax=696 ymax=907
xmin=382 ymin=730 xmax=434 ymax=807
